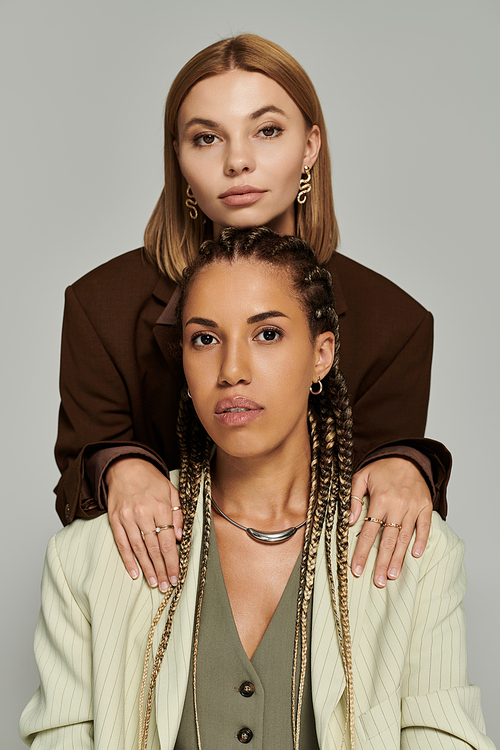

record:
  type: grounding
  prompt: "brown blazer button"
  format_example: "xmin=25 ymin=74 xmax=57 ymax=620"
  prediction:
xmin=64 ymin=504 xmax=70 ymax=520
xmin=237 ymin=728 xmax=253 ymax=744
xmin=238 ymin=681 xmax=255 ymax=697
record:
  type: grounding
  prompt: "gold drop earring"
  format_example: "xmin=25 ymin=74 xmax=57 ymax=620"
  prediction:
xmin=297 ymin=165 xmax=312 ymax=204
xmin=186 ymin=185 xmax=198 ymax=220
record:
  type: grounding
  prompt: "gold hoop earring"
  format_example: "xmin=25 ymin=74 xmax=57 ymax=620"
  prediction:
xmin=297 ymin=165 xmax=311 ymax=204
xmin=186 ymin=186 xmax=198 ymax=220
xmin=309 ymin=376 xmax=322 ymax=395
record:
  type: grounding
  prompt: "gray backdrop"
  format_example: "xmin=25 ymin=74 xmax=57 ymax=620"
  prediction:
xmin=2 ymin=1 xmax=499 ymax=746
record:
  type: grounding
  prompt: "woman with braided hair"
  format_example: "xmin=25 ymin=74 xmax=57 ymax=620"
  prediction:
xmin=55 ymin=33 xmax=452 ymax=596
xmin=20 ymin=228 xmax=491 ymax=750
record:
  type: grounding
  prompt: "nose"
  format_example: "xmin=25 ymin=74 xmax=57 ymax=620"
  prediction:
xmin=218 ymin=340 xmax=251 ymax=387
xmin=223 ymin=137 xmax=256 ymax=176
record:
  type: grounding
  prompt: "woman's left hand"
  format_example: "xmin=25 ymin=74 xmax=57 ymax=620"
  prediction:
xmin=349 ymin=457 xmax=432 ymax=587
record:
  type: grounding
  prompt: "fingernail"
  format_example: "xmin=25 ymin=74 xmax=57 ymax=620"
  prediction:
xmin=130 ymin=569 xmax=139 ymax=580
xmin=170 ymin=576 xmax=178 ymax=586
xmin=353 ymin=565 xmax=363 ymax=577
xmin=376 ymin=575 xmax=386 ymax=587
xmin=349 ymin=512 xmax=354 ymax=524
xmin=148 ymin=577 xmax=158 ymax=587
xmin=388 ymin=568 xmax=398 ymax=579
xmin=413 ymin=547 xmax=422 ymax=557
xmin=159 ymin=581 xmax=169 ymax=593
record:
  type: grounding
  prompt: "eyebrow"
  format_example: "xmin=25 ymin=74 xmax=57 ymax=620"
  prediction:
xmin=247 ymin=311 xmax=288 ymax=324
xmin=182 ymin=106 xmax=289 ymax=133
xmin=183 ymin=117 xmax=219 ymax=131
xmin=185 ymin=317 xmax=217 ymax=327
xmin=250 ymin=105 xmax=288 ymax=120
xmin=185 ymin=311 xmax=288 ymax=327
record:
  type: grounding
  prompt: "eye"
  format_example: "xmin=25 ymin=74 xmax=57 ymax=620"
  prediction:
xmin=258 ymin=125 xmax=283 ymax=138
xmin=192 ymin=332 xmax=218 ymax=346
xmin=194 ymin=133 xmax=220 ymax=146
xmin=255 ymin=327 xmax=282 ymax=342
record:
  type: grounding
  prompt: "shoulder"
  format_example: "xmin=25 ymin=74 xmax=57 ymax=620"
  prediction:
xmin=63 ymin=248 xmax=175 ymax=333
xmin=47 ymin=515 xmax=121 ymax=583
xmin=329 ymin=252 xmax=431 ymax=326
xmin=350 ymin=511 xmax=465 ymax=599
xmin=72 ymin=248 xmax=159 ymax=292
xmin=417 ymin=512 xmax=466 ymax=581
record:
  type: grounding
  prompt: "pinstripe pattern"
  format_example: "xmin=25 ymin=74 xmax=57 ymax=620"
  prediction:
xmin=20 ymin=486 xmax=494 ymax=749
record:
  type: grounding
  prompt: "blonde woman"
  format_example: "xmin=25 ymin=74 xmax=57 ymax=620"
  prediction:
xmin=21 ymin=228 xmax=490 ymax=749
xmin=56 ymin=34 xmax=450 ymax=594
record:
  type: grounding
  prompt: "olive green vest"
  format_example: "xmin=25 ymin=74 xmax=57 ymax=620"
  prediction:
xmin=175 ymin=526 xmax=320 ymax=749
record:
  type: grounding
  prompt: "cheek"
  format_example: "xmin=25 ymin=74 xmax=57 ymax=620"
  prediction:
xmin=182 ymin=353 xmax=204 ymax=393
xmin=177 ymin=148 xmax=210 ymax=191
xmin=263 ymin=351 xmax=313 ymax=401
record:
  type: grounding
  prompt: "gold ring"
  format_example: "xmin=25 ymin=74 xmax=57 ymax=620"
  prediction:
xmin=141 ymin=528 xmax=158 ymax=539
xmin=351 ymin=495 xmax=365 ymax=505
xmin=364 ymin=517 xmax=384 ymax=525
xmin=383 ymin=522 xmax=402 ymax=530
xmin=171 ymin=506 xmax=182 ymax=512
xmin=156 ymin=524 xmax=174 ymax=532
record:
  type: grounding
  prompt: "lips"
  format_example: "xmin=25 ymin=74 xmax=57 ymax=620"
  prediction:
xmin=215 ymin=397 xmax=264 ymax=426
xmin=218 ymin=185 xmax=266 ymax=207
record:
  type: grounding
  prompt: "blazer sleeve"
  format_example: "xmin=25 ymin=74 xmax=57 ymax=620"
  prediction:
xmin=350 ymin=310 xmax=451 ymax=516
xmin=19 ymin=535 xmax=94 ymax=748
xmin=400 ymin=519 xmax=494 ymax=749
xmin=54 ymin=286 xmax=167 ymax=525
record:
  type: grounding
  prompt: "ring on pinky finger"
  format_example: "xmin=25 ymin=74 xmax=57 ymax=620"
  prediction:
xmin=351 ymin=495 xmax=365 ymax=506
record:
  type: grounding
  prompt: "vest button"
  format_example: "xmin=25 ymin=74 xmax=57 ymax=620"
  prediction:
xmin=238 ymin=681 xmax=255 ymax=697
xmin=237 ymin=727 xmax=253 ymax=743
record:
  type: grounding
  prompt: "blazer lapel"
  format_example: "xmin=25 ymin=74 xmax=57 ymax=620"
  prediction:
xmin=151 ymin=279 xmax=185 ymax=389
xmin=312 ymin=512 xmax=378 ymax=747
xmin=153 ymin=488 xmax=204 ymax=749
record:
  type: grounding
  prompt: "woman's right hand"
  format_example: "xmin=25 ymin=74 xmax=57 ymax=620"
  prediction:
xmin=106 ymin=457 xmax=183 ymax=593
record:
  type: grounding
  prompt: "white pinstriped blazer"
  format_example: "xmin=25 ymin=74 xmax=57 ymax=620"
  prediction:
xmin=20 ymin=475 xmax=494 ymax=749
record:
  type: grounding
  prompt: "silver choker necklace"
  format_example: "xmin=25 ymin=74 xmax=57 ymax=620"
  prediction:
xmin=211 ymin=497 xmax=306 ymax=544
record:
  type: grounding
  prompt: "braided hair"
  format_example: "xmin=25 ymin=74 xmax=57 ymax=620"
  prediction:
xmin=139 ymin=227 xmax=355 ymax=750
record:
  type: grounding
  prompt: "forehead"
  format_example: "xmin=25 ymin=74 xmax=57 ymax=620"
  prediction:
xmin=183 ymin=259 xmax=303 ymax=321
xmin=177 ymin=69 xmax=304 ymax=127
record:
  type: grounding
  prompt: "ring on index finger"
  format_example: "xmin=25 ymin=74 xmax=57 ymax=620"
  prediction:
xmin=156 ymin=524 xmax=174 ymax=532
xmin=364 ymin=517 xmax=384 ymax=525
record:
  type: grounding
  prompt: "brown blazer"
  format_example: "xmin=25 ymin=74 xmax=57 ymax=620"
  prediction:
xmin=55 ymin=248 xmax=451 ymax=525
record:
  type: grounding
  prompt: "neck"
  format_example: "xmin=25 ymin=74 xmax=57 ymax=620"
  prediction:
xmin=211 ymin=440 xmax=311 ymax=529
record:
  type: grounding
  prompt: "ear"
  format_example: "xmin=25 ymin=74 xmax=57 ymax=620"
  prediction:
xmin=303 ymin=124 xmax=321 ymax=170
xmin=313 ymin=331 xmax=334 ymax=382
xmin=173 ymin=139 xmax=179 ymax=157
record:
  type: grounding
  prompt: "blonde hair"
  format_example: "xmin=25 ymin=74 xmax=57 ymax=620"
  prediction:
xmin=139 ymin=229 xmax=354 ymax=750
xmin=143 ymin=34 xmax=339 ymax=283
